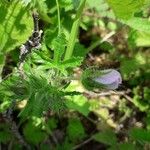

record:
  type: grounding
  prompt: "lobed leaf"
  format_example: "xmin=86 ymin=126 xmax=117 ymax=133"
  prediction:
xmin=0 ymin=0 xmax=33 ymax=53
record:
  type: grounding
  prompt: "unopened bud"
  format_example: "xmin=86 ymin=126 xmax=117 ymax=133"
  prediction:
xmin=81 ymin=68 xmax=122 ymax=91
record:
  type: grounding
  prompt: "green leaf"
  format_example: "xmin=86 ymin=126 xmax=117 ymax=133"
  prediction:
xmin=72 ymin=0 xmax=80 ymax=9
xmin=59 ymin=0 xmax=72 ymax=7
xmin=44 ymin=117 xmax=58 ymax=134
xmin=19 ymin=96 xmax=34 ymax=117
xmin=123 ymin=17 xmax=150 ymax=32
xmin=120 ymin=58 xmax=139 ymax=79
xmin=29 ymin=74 xmax=48 ymax=90
xmin=133 ymin=95 xmax=149 ymax=112
xmin=44 ymin=29 xmax=57 ymax=49
xmin=33 ymin=0 xmax=52 ymax=23
xmin=87 ymin=0 xmax=115 ymax=18
xmin=109 ymin=143 xmax=135 ymax=150
xmin=40 ymin=144 xmax=50 ymax=150
xmin=0 ymin=100 xmax=11 ymax=113
xmin=73 ymin=42 xmax=88 ymax=58
xmin=66 ymin=95 xmax=90 ymax=116
xmin=0 ymin=124 xmax=12 ymax=143
xmin=40 ymin=143 xmax=50 ymax=150
xmin=22 ymin=0 xmax=52 ymax=23
xmin=0 ymin=0 xmax=33 ymax=53
xmin=106 ymin=0 xmax=145 ymax=19
xmin=51 ymin=33 xmax=66 ymax=64
xmin=120 ymin=53 xmax=147 ymax=79
xmin=48 ymin=93 xmax=66 ymax=112
xmin=19 ymin=74 xmax=67 ymax=117
xmin=67 ymin=118 xmax=86 ymax=142
xmin=23 ymin=121 xmax=47 ymax=145
xmin=135 ymin=32 xmax=150 ymax=47
xmin=93 ymin=130 xmax=117 ymax=146
xmin=56 ymin=138 xmax=74 ymax=150
xmin=0 ymin=131 xmax=12 ymax=143
xmin=60 ymin=57 xmax=83 ymax=68
xmin=128 ymin=30 xmax=150 ymax=47
xmin=129 ymin=128 xmax=150 ymax=143
xmin=32 ymin=90 xmax=46 ymax=117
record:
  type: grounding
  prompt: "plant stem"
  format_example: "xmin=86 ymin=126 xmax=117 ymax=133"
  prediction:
xmin=2 ymin=101 xmax=31 ymax=149
xmin=56 ymin=0 xmax=61 ymax=35
xmin=86 ymin=31 xmax=115 ymax=52
xmin=0 ymin=53 xmax=5 ymax=82
xmin=64 ymin=0 xmax=86 ymax=60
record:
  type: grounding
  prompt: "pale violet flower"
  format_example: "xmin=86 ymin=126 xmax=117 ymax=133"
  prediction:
xmin=93 ymin=69 xmax=122 ymax=90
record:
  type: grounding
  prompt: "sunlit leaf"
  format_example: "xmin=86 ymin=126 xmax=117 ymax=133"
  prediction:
xmin=123 ymin=17 xmax=150 ymax=32
xmin=106 ymin=0 xmax=145 ymax=19
xmin=93 ymin=129 xmax=117 ymax=145
xmin=0 ymin=0 xmax=33 ymax=52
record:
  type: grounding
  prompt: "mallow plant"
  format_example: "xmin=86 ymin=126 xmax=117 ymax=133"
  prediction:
xmin=1 ymin=0 xmax=122 ymax=116
xmin=0 ymin=0 xmax=122 ymax=148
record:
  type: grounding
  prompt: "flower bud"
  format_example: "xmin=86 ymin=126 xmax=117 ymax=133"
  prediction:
xmin=81 ymin=68 xmax=122 ymax=91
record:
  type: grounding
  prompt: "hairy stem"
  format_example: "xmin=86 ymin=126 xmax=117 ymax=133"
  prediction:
xmin=64 ymin=0 xmax=86 ymax=60
xmin=56 ymin=0 xmax=61 ymax=35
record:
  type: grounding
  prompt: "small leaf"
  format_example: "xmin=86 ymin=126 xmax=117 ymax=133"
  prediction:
xmin=93 ymin=130 xmax=117 ymax=146
xmin=129 ymin=128 xmax=150 ymax=143
xmin=0 ymin=124 xmax=12 ymax=144
xmin=73 ymin=42 xmax=88 ymax=58
xmin=109 ymin=143 xmax=135 ymax=150
xmin=22 ymin=0 xmax=52 ymax=23
xmin=123 ymin=17 xmax=150 ymax=32
xmin=44 ymin=118 xmax=58 ymax=134
xmin=51 ymin=33 xmax=66 ymax=64
xmin=134 ymin=32 xmax=150 ymax=47
xmin=67 ymin=118 xmax=86 ymax=142
xmin=23 ymin=121 xmax=47 ymax=145
xmin=107 ymin=0 xmax=145 ymax=19
xmin=86 ymin=0 xmax=115 ymax=18
xmin=60 ymin=57 xmax=83 ymax=68
xmin=66 ymin=95 xmax=90 ymax=116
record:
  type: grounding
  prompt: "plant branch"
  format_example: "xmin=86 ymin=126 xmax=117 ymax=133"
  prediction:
xmin=72 ymin=137 xmax=92 ymax=150
xmin=83 ymin=90 xmax=133 ymax=103
xmin=18 ymin=11 xmax=42 ymax=76
xmin=87 ymin=31 xmax=115 ymax=52
xmin=2 ymin=101 xmax=31 ymax=149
